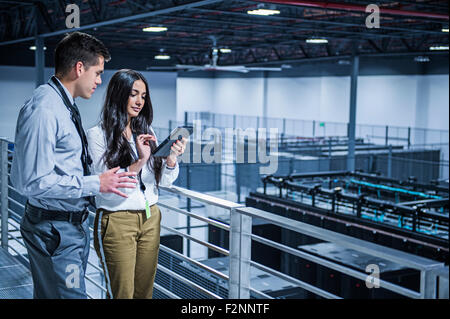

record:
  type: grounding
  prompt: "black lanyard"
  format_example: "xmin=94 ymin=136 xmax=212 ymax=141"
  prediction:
xmin=50 ymin=76 xmax=92 ymax=176
xmin=130 ymin=132 xmax=146 ymax=193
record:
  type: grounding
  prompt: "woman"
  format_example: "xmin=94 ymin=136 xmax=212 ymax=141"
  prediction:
xmin=87 ymin=69 xmax=186 ymax=299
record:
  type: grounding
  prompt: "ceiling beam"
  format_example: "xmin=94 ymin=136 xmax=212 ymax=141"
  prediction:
xmin=34 ymin=1 xmax=54 ymax=32
xmin=88 ymin=0 xmax=101 ymax=22
xmin=189 ymin=7 xmax=445 ymax=36
xmin=255 ymin=0 xmax=449 ymax=20
xmin=0 ymin=0 xmax=223 ymax=46
xmin=238 ymin=50 xmax=449 ymax=67
xmin=367 ymin=39 xmax=383 ymax=53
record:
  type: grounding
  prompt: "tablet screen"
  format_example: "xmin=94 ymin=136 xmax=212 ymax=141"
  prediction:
xmin=153 ymin=125 xmax=193 ymax=157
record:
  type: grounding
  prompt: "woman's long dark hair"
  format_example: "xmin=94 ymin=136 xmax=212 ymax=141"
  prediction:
xmin=101 ymin=69 xmax=163 ymax=185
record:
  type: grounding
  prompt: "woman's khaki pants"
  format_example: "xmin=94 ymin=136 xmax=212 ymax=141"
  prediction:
xmin=93 ymin=205 xmax=161 ymax=299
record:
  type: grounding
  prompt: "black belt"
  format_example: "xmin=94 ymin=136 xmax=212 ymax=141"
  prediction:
xmin=25 ymin=202 xmax=89 ymax=224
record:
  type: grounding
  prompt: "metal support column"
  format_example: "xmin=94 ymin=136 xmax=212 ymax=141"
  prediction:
xmin=385 ymin=126 xmax=389 ymax=146
xmin=262 ymin=71 xmax=269 ymax=136
xmin=34 ymin=6 xmax=45 ymax=87
xmin=312 ymin=120 xmax=316 ymax=137
xmin=407 ymin=127 xmax=411 ymax=149
xmin=421 ymin=270 xmax=437 ymax=298
xmin=35 ymin=36 xmax=45 ymax=87
xmin=347 ymin=54 xmax=359 ymax=172
xmin=1 ymin=140 xmax=9 ymax=249
xmin=236 ymin=164 xmax=241 ymax=203
xmin=186 ymin=166 xmax=191 ymax=258
xmin=228 ymin=208 xmax=251 ymax=299
xmin=387 ymin=144 xmax=392 ymax=177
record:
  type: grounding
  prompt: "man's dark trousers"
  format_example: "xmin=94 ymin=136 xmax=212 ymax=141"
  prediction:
xmin=20 ymin=205 xmax=90 ymax=299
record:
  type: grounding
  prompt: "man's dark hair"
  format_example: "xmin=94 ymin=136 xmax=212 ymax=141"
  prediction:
xmin=54 ymin=31 xmax=111 ymax=76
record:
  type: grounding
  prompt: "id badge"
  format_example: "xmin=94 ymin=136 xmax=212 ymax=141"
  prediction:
xmin=145 ymin=200 xmax=151 ymax=219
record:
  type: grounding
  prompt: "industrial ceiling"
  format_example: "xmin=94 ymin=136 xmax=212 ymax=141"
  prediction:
xmin=0 ymin=0 xmax=448 ymax=70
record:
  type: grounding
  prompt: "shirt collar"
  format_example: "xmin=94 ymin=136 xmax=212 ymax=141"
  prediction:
xmin=49 ymin=76 xmax=75 ymax=105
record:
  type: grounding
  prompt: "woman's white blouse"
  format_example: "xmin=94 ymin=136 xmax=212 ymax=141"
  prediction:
xmin=86 ymin=124 xmax=179 ymax=211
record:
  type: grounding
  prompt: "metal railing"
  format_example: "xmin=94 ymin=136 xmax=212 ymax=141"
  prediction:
xmin=183 ymin=111 xmax=450 ymax=169
xmin=1 ymin=138 xmax=448 ymax=299
xmin=185 ymin=111 xmax=449 ymax=149
xmin=165 ymin=114 xmax=449 ymax=183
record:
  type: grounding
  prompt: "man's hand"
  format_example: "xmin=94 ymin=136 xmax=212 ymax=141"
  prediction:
xmin=99 ymin=166 xmax=137 ymax=198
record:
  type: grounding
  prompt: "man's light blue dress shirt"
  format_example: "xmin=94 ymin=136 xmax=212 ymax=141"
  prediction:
xmin=11 ymin=77 xmax=100 ymax=212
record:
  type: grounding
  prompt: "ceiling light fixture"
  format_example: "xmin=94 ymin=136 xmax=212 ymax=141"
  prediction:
xmin=143 ymin=26 xmax=167 ymax=32
xmin=220 ymin=48 xmax=232 ymax=53
xmin=442 ymin=28 xmax=449 ymax=33
xmin=29 ymin=46 xmax=47 ymax=50
xmin=414 ymin=56 xmax=430 ymax=63
xmin=154 ymin=54 xmax=171 ymax=60
xmin=429 ymin=45 xmax=449 ymax=51
xmin=247 ymin=9 xmax=280 ymax=16
xmin=306 ymin=38 xmax=328 ymax=44
xmin=337 ymin=59 xmax=351 ymax=65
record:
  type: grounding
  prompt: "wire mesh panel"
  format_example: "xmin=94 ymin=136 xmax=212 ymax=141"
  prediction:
xmin=0 ymin=248 xmax=33 ymax=299
xmin=185 ymin=112 xmax=448 ymax=167
xmin=214 ymin=113 xmax=234 ymax=129
xmin=155 ymin=249 xmax=228 ymax=299
xmin=174 ymin=163 xmax=222 ymax=192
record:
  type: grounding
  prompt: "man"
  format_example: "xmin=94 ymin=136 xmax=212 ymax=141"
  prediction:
xmin=11 ymin=32 xmax=137 ymax=299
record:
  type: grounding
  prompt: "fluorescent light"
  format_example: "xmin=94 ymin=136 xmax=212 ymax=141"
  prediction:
xmin=338 ymin=59 xmax=351 ymax=65
xmin=247 ymin=9 xmax=280 ymax=16
xmin=154 ymin=54 xmax=171 ymax=60
xmin=143 ymin=26 xmax=167 ymax=32
xmin=429 ymin=45 xmax=449 ymax=51
xmin=442 ymin=28 xmax=449 ymax=33
xmin=414 ymin=56 xmax=430 ymax=63
xmin=220 ymin=48 xmax=232 ymax=53
xmin=306 ymin=38 xmax=328 ymax=44
xmin=29 ymin=46 xmax=47 ymax=50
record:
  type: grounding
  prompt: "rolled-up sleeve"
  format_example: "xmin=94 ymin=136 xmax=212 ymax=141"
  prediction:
xmin=160 ymin=160 xmax=179 ymax=187
xmin=11 ymin=105 xmax=100 ymax=199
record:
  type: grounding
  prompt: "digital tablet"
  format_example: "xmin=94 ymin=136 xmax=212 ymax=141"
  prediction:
xmin=153 ymin=125 xmax=194 ymax=157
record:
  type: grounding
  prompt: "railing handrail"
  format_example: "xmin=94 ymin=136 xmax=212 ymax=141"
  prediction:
xmin=160 ymin=185 xmax=245 ymax=210
xmin=1 ymin=138 xmax=448 ymax=299
xmin=161 ymin=184 xmax=448 ymax=298
xmin=187 ymin=111 xmax=450 ymax=134
xmin=0 ymin=138 xmax=12 ymax=143
xmin=236 ymin=206 xmax=443 ymax=271
xmin=160 ymin=185 xmax=445 ymax=271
